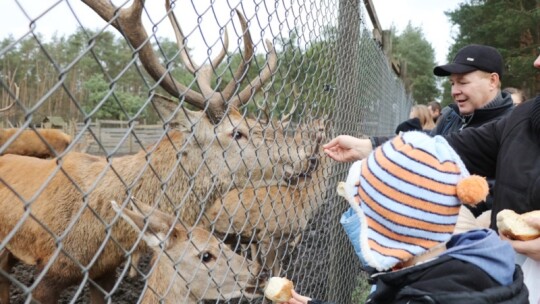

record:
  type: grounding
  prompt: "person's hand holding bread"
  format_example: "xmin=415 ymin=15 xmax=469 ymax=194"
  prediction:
xmin=264 ymin=277 xmax=312 ymax=304
xmin=497 ymin=209 xmax=540 ymax=260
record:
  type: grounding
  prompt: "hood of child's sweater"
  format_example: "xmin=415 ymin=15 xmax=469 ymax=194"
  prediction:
xmin=443 ymin=229 xmax=515 ymax=286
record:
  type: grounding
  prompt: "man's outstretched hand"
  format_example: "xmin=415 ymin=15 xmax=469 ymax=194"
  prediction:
xmin=323 ymin=135 xmax=372 ymax=162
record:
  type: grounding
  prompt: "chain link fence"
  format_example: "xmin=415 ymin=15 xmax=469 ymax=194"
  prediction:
xmin=0 ymin=0 xmax=413 ymax=303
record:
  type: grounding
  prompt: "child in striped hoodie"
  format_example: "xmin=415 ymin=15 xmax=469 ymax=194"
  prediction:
xmin=281 ymin=131 xmax=527 ymax=304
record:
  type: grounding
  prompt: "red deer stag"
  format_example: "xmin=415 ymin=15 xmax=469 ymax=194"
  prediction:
xmin=111 ymin=200 xmax=266 ymax=303
xmin=202 ymin=118 xmax=330 ymax=275
xmin=0 ymin=0 xmax=315 ymax=303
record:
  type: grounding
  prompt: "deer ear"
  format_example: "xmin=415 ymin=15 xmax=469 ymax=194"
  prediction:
xmin=152 ymin=94 xmax=204 ymax=132
xmin=174 ymin=108 xmax=204 ymax=132
xmin=152 ymin=94 xmax=179 ymax=122
xmin=169 ymin=226 xmax=189 ymax=248
xmin=130 ymin=198 xmax=178 ymax=230
xmin=111 ymin=200 xmax=176 ymax=248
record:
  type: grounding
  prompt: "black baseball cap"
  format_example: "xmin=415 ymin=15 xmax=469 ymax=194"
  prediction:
xmin=433 ymin=44 xmax=504 ymax=78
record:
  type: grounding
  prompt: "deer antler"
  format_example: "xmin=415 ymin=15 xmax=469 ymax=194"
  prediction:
xmin=166 ymin=0 xmax=234 ymax=99
xmin=255 ymin=83 xmax=298 ymax=126
xmin=229 ymin=39 xmax=278 ymax=109
xmin=167 ymin=0 xmax=277 ymax=114
xmin=0 ymin=102 xmax=14 ymax=113
xmin=82 ymin=0 xmax=203 ymax=107
xmin=83 ymin=0 xmax=278 ymax=123
xmin=254 ymin=83 xmax=273 ymax=124
xmin=1 ymin=71 xmax=18 ymax=113
xmin=281 ymin=84 xmax=300 ymax=124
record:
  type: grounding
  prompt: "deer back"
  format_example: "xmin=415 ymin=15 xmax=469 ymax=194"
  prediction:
xmin=0 ymin=128 xmax=71 ymax=158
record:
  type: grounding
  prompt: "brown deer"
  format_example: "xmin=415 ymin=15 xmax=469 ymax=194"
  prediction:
xmin=0 ymin=1 xmax=315 ymax=303
xmin=202 ymin=118 xmax=330 ymax=275
xmin=0 ymin=128 xmax=72 ymax=158
xmin=0 ymin=75 xmax=71 ymax=159
xmin=111 ymin=200 xmax=266 ymax=303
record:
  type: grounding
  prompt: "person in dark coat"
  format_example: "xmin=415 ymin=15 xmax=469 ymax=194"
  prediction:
xmin=394 ymin=117 xmax=422 ymax=134
xmin=283 ymin=132 xmax=528 ymax=304
xmin=395 ymin=105 xmax=435 ymax=134
xmin=431 ymin=45 xmax=515 ymax=224
xmin=375 ymin=45 xmax=514 ymax=222
xmin=321 ymin=53 xmax=540 ymax=304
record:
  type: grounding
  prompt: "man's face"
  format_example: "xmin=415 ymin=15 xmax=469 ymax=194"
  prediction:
xmin=449 ymin=70 xmax=498 ymax=115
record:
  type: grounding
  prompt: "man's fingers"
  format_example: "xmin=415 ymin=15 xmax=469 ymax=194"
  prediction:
xmin=322 ymin=137 xmax=339 ymax=149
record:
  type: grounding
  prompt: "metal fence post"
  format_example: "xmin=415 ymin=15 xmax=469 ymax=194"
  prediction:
xmin=327 ymin=0 xmax=364 ymax=303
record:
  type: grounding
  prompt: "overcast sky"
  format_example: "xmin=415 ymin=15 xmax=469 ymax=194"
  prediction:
xmin=0 ymin=0 xmax=322 ymax=64
xmin=1 ymin=0 xmax=464 ymax=65
xmin=373 ymin=0 xmax=464 ymax=65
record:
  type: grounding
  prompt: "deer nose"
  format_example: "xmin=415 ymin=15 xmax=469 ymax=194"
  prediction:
xmin=308 ymin=155 xmax=319 ymax=172
xmin=258 ymin=268 xmax=270 ymax=283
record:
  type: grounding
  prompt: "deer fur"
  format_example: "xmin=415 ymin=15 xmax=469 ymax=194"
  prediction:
xmin=0 ymin=0 xmax=309 ymax=302
xmin=0 ymin=100 xmax=312 ymax=304
xmin=111 ymin=200 xmax=266 ymax=303
xmin=0 ymin=128 xmax=71 ymax=158
xmin=201 ymin=119 xmax=330 ymax=275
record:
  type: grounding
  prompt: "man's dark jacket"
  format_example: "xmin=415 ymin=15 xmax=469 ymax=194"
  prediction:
xmin=432 ymin=92 xmax=514 ymax=216
xmin=445 ymin=96 xmax=540 ymax=230
xmin=395 ymin=117 xmax=422 ymax=134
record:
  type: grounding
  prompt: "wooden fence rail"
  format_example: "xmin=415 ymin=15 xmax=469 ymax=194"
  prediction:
xmin=73 ymin=120 xmax=163 ymax=155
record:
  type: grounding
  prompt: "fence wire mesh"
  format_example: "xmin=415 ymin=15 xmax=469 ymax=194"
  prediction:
xmin=0 ymin=0 xmax=413 ymax=303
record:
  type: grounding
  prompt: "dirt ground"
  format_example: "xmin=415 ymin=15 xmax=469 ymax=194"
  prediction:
xmin=8 ymin=256 xmax=147 ymax=304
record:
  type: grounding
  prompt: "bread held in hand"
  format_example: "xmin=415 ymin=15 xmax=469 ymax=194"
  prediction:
xmin=497 ymin=209 xmax=540 ymax=241
xmin=264 ymin=277 xmax=294 ymax=302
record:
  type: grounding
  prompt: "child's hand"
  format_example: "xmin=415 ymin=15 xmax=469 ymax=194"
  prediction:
xmin=279 ymin=290 xmax=312 ymax=304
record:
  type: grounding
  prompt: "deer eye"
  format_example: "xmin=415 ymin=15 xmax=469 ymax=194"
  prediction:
xmin=200 ymin=251 xmax=215 ymax=263
xmin=231 ymin=129 xmax=245 ymax=140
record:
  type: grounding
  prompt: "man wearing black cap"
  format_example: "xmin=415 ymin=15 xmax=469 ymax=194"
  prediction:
xmin=431 ymin=44 xmax=514 ymax=136
xmin=432 ymin=44 xmax=515 ymax=224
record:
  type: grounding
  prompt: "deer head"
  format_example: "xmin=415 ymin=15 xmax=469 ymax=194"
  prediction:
xmin=112 ymin=200 xmax=265 ymax=302
xmin=82 ymin=0 xmax=315 ymax=184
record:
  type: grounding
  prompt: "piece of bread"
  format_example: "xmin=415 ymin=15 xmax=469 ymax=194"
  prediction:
xmin=497 ymin=209 xmax=540 ymax=241
xmin=264 ymin=277 xmax=294 ymax=302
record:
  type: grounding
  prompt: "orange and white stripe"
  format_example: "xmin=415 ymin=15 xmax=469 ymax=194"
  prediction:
xmin=350 ymin=131 xmax=471 ymax=271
